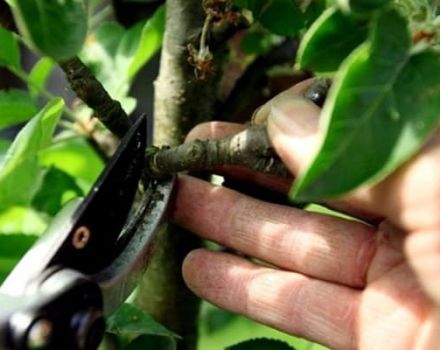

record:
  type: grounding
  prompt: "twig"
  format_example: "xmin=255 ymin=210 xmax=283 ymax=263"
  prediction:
xmin=59 ymin=57 xmax=130 ymax=139
xmin=146 ymin=126 xmax=289 ymax=178
xmin=145 ymin=78 xmax=330 ymax=180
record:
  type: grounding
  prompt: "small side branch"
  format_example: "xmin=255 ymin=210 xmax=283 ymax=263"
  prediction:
xmin=60 ymin=57 xmax=130 ymax=139
xmin=146 ymin=126 xmax=290 ymax=178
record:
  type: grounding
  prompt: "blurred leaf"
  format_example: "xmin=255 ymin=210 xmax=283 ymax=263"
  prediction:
xmin=298 ymin=7 xmax=368 ymax=73
xmin=28 ymin=57 xmax=55 ymax=99
xmin=107 ymin=303 xmax=179 ymax=348
xmin=6 ymin=0 xmax=88 ymax=60
xmin=108 ymin=303 xmax=179 ymax=339
xmin=0 ymin=234 xmax=38 ymax=282
xmin=0 ymin=89 xmax=39 ymax=129
xmin=241 ymin=28 xmax=282 ymax=55
xmin=127 ymin=4 xmax=165 ymax=79
xmin=82 ymin=5 xmax=164 ymax=108
xmin=303 ymin=0 xmax=327 ymax=27
xmin=234 ymin=0 xmax=304 ymax=36
xmin=32 ymin=166 xmax=83 ymax=216
xmin=123 ymin=335 xmax=176 ymax=350
xmin=336 ymin=0 xmax=391 ymax=14
xmin=204 ymin=307 xmax=237 ymax=334
xmin=39 ymin=136 xmax=104 ymax=192
xmin=0 ymin=257 xmax=17 ymax=284
xmin=0 ymin=99 xmax=64 ymax=208
xmin=293 ymin=9 xmax=440 ymax=200
xmin=0 ymin=206 xmax=47 ymax=235
xmin=0 ymin=139 xmax=11 ymax=162
xmin=226 ymin=338 xmax=295 ymax=350
xmin=0 ymin=234 xmax=37 ymax=257
xmin=0 ymin=26 xmax=20 ymax=69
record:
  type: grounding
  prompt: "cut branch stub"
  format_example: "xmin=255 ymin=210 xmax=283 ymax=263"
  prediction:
xmin=145 ymin=126 xmax=290 ymax=179
xmin=60 ymin=57 xmax=130 ymax=139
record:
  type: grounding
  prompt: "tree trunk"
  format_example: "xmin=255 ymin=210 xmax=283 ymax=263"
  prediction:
xmin=135 ymin=1 xmax=223 ymax=349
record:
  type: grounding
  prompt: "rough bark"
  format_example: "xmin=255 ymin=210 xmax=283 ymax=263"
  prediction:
xmin=60 ymin=57 xmax=130 ymax=139
xmin=145 ymin=126 xmax=290 ymax=178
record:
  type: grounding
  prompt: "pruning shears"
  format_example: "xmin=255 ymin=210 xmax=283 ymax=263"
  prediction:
xmin=0 ymin=115 xmax=175 ymax=350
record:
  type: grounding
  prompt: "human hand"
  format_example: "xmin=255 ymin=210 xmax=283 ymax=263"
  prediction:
xmin=171 ymin=80 xmax=440 ymax=349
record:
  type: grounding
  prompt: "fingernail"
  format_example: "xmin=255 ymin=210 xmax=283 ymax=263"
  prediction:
xmin=268 ymin=96 xmax=320 ymax=139
xmin=267 ymin=95 xmax=321 ymax=174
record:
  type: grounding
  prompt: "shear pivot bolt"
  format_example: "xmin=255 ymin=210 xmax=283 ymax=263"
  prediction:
xmin=27 ymin=318 xmax=53 ymax=349
xmin=72 ymin=226 xmax=91 ymax=249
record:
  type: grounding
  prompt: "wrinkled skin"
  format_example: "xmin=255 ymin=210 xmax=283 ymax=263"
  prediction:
xmin=171 ymin=80 xmax=440 ymax=349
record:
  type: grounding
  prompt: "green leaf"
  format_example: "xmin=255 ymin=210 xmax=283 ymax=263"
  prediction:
xmin=0 ymin=206 xmax=47 ymax=236
xmin=6 ymin=0 xmax=88 ymax=60
xmin=293 ymin=9 xmax=440 ymax=201
xmin=234 ymin=0 xmax=304 ymax=36
xmin=226 ymin=338 xmax=295 ymax=350
xmin=240 ymin=28 xmax=282 ymax=55
xmin=107 ymin=303 xmax=179 ymax=349
xmin=303 ymin=0 xmax=327 ymax=28
xmin=298 ymin=7 xmax=368 ymax=73
xmin=32 ymin=166 xmax=83 ymax=216
xmin=0 ymin=26 xmax=20 ymax=69
xmin=28 ymin=57 xmax=55 ymax=99
xmin=107 ymin=303 xmax=179 ymax=340
xmin=123 ymin=335 xmax=176 ymax=350
xmin=127 ymin=4 xmax=165 ymax=79
xmin=0 ymin=99 xmax=64 ymax=208
xmin=81 ymin=5 xmax=164 ymax=107
xmin=204 ymin=307 xmax=237 ymax=334
xmin=336 ymin=0 xmax=391 ymax=15
xmin=0 ymin=139 xmax=11 ymax=162
xmin=0 ymin=234 xmax=38 ymax=283
xmin=0 ymin=89 xmax=39 ymax=129
xmin=39 ymin=136 xmax=104 ymax=192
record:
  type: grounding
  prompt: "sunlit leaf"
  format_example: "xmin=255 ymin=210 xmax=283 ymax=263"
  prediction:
xmin=32 ymin=166 xmax=83 ymax=216
xmin=0 ymin=99 xmax=64 ymax=208
xmin=0 ymin=25 xmax=20 ymax=70
xmin=28 ymin=57 xmax=55 ymax=99
xmin=0 ymin=89 xmax=39 ymax=129
xmin=127 ymin=4 xmax=165 ymax=79
xmin=39 ymin=136 xmax=104 ymax=192
xmin=0 ymin=206 xmax=47 ymax=236
xmin=293 ymin=9 xmax=440 ymax=200
xmin=226 ymin=338 xmax=295 ymax=350
xmin=81 ymin=5 xmax=164 ymax=109
xmin=298 ymin=7 xmax=368 ymax=73
xmin=6 ymin=0 xmax=88 ymax=60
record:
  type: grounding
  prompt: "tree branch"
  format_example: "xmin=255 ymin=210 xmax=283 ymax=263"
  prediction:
xmin=146 ymin=126 xmax=289 ymax=178
xmin=59 ymin=57 xmax=130 ymax=139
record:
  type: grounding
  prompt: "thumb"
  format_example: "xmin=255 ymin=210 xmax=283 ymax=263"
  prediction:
xmin=264 ymin=87 xmax=321 ymax=176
